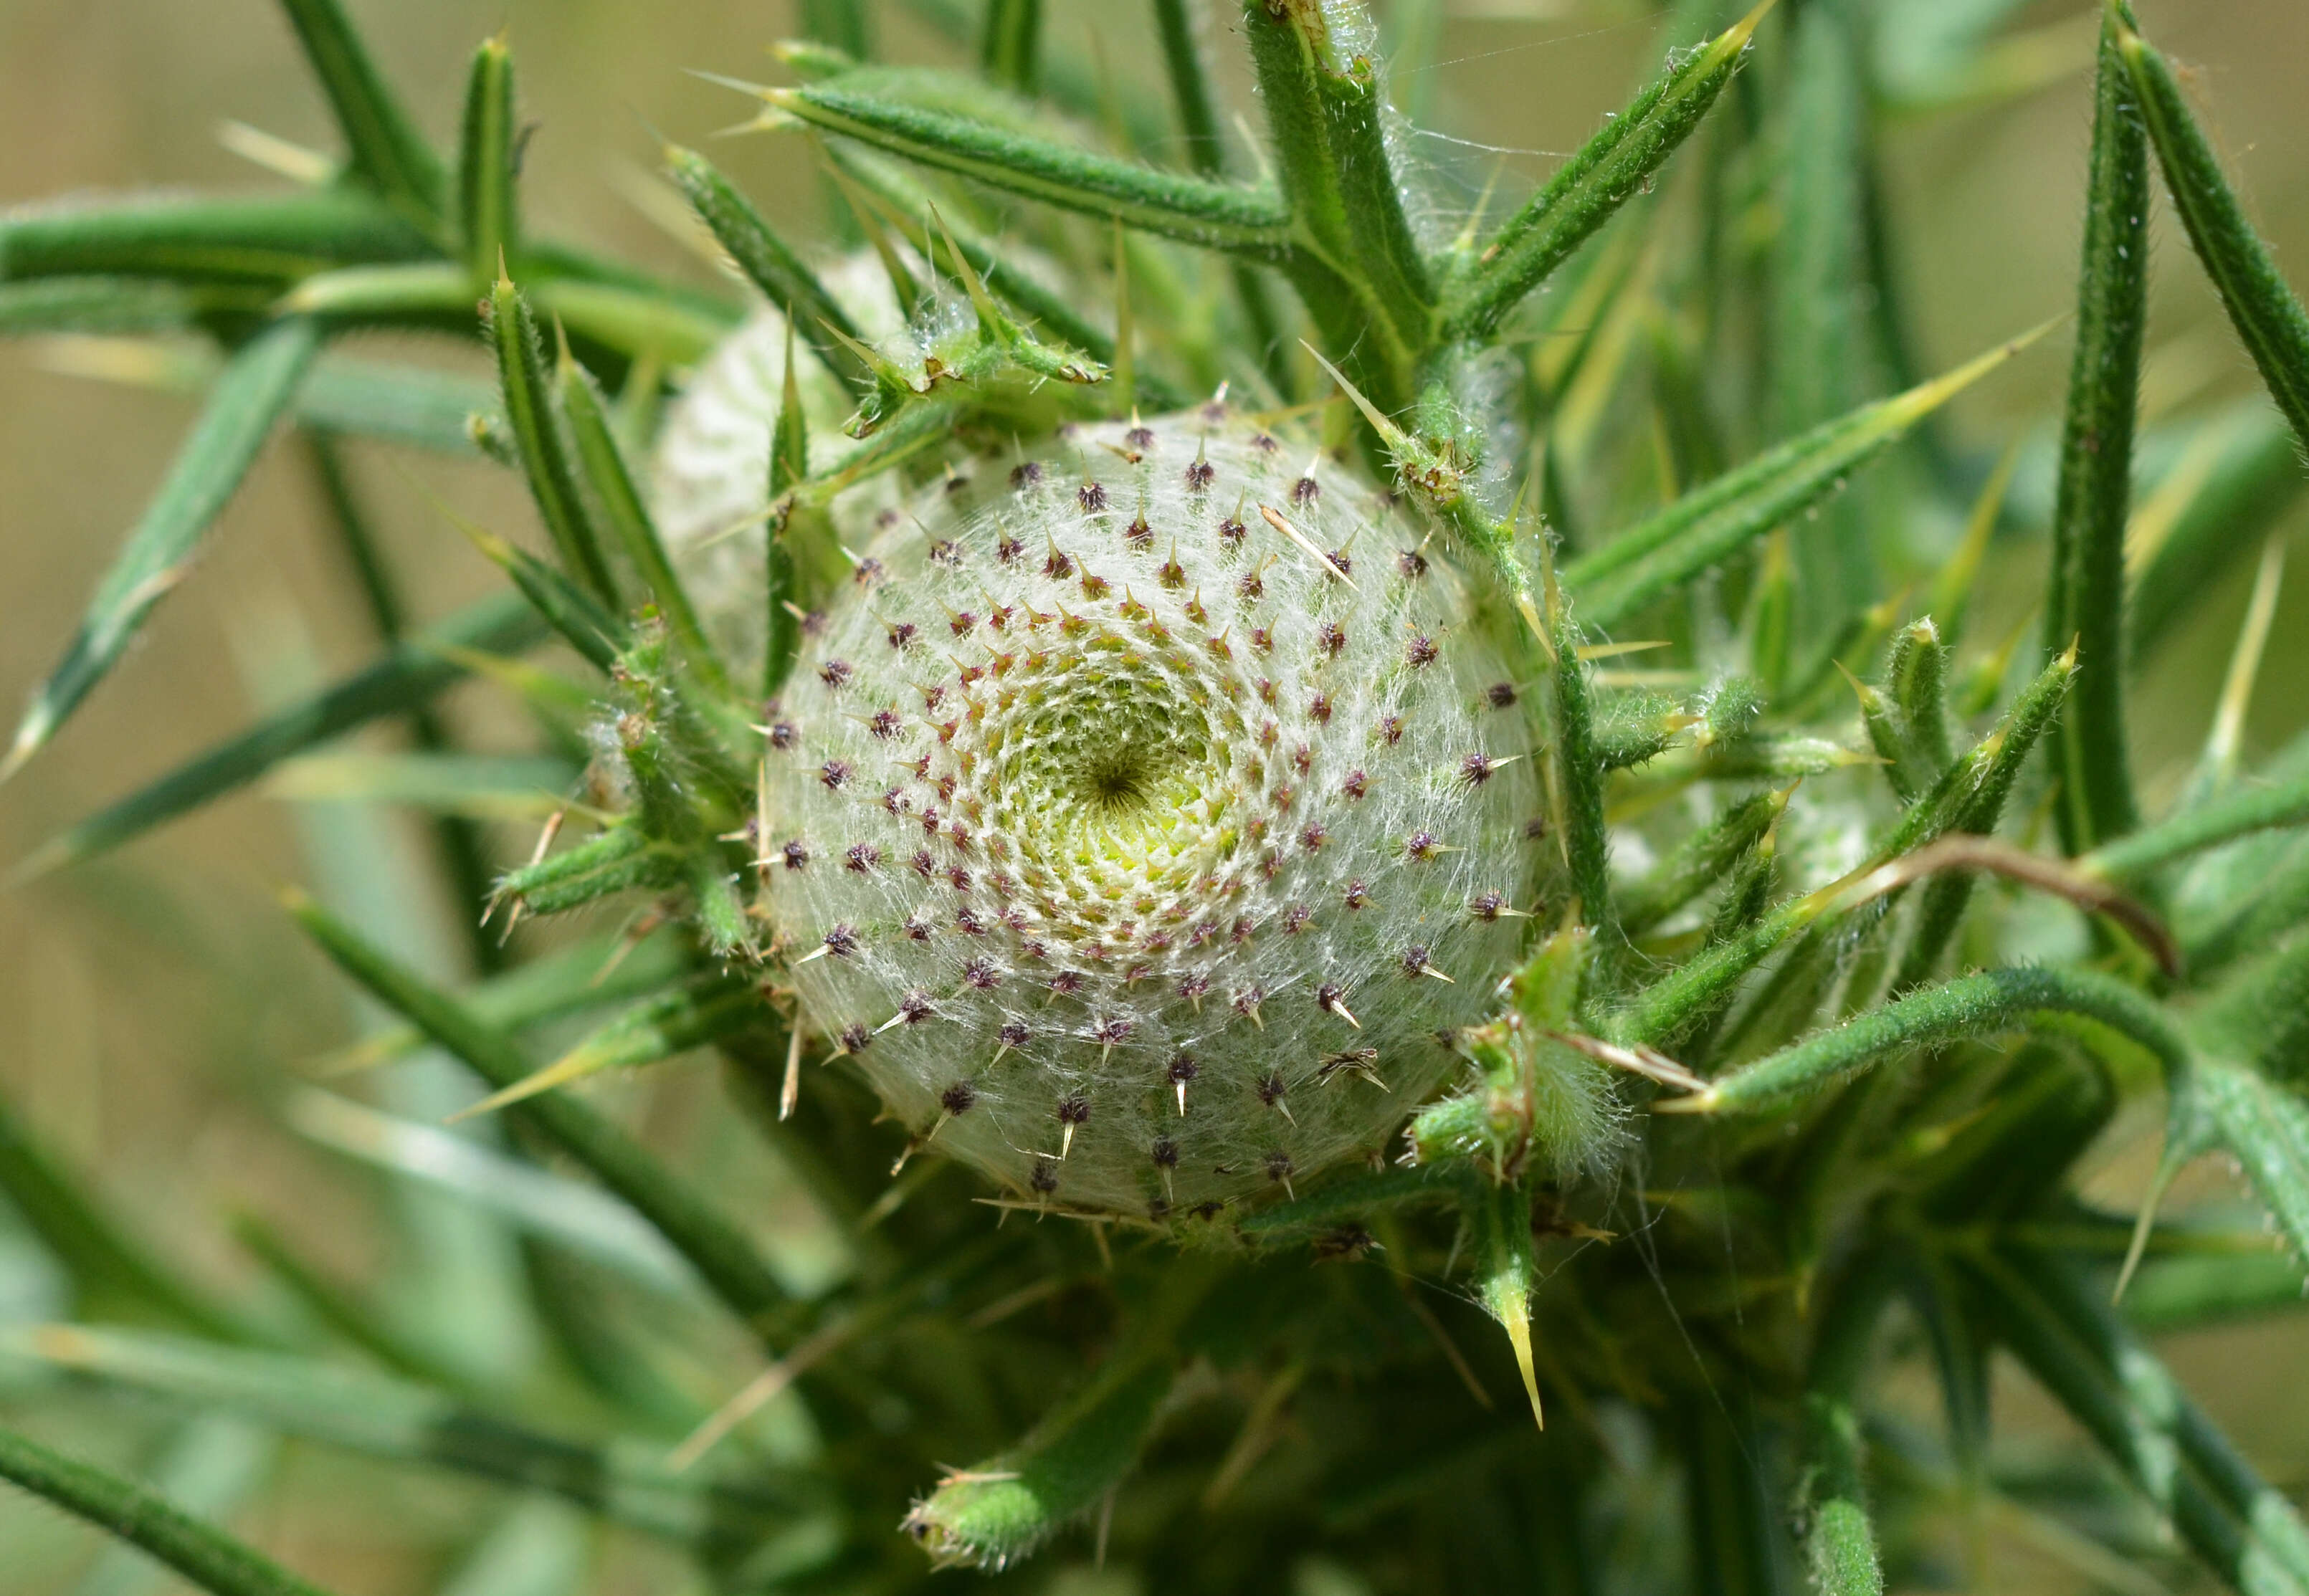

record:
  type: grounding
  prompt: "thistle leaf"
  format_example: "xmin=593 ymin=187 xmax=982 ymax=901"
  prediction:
xmin=2128 ymin=404 xmax=2305 ymax=667
xmin=2084 ymin=777 xmax=2309 ymax=887
xmin=1769 ymin=0 xmax=1877 ymax=638
xmin=286 ymin=892 xmax=791 ymax=1337
xmin=0 ymin=277 xmax=203 ymax=334
xmin=5 ymin=1324 xmax=807 ymax=1550
xmin=903 ymin=1357 xmax=1178 ymax=1567
xmin=1565 ymin=327 xmax=2041 ymax=634
xmin=1968 ymin=1247 xmax=2309 ymax=1594
xmin=2 ymin=315 xmax=322 ymax=782
xmin=1238 ymin=0 xmax=1433 ymax=386
xmin=457 ymin=33 xmax=518 ymax=282
xmin=275 ymin=0 xmax=449 ymax=236
xmin=766 ymin=81 xmax=1292 ymax=256
xmin=981 ymin=0 xmax=1042 ymax=96
xmin=261 ymin=751 xmax=575 ymax=821
xmin=1444 ymin=1 xmax=1771 ymax=342
xmin=661 ymin=144 xmax=872 ymax=394
xmin=485 ymin=270 xmax=619 ymax=603
xmin=276 ymin=259 xmax=470 ymax=320
xmin=454 ymin=981 xmax=760 ymax=1122
xmin=799 ymin=0 xmax=870 ymax=58
xmin=312 ymin=927 xmax=690 ymax=1079
xmin=2178 ymin=1061 xmax=2309 ymax=1290
xmin=0 ymin=1094 xmax=254 ymax=1342
xmin=0 ymin=1423 xmax=337 ymax=1596
xmin=455 ymin=517 xmax=624 ymax=673
xmin=1673 ymin=965 xmax=2189 ymax=1115
xmin=2044 ymin=4 xmax=2148 ymax=855
xmin=1801 ymin=1265 xmax=1890 ymax=1596
xmin=556 ymin=348 xmax=729 ymax=694
xmin=2115 ymin=14 xmax=2309 ymax=457
xmin=297 ymin=355 xmax=500 ymax=454
xmin=9 ymin=593 xmax=543 ymax=883
xmin=0 ymin=191 xmax=432 ymax=285
xmin=281 ymin=1090 xmax=694 ymax=1294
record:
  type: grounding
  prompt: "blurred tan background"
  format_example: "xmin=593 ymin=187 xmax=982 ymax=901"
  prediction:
xmin=1 ymin=1 xmax=2305 ymax=1590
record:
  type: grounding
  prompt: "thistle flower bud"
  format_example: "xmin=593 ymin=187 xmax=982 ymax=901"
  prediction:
xmin=758 ymin=411 xmax=1538 ymax=1217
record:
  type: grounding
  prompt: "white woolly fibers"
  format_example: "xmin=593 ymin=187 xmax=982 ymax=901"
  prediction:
xmin=759 ymin=408 xmax=1539 ymax=1219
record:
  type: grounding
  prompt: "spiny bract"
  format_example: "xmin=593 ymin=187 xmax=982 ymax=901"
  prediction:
xmin=759 ymin=408 xmax=1537 ymax=1215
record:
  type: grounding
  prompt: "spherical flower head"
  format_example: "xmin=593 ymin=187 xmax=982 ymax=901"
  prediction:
xmin=761 ymin=411 xmax=1538 ymax=1218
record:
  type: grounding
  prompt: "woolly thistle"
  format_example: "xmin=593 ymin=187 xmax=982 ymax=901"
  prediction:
xmin=756 ymin=408 xmax=1543 ymax=1215
xmin=5 ymin=1 xmax=2309 ymax=1592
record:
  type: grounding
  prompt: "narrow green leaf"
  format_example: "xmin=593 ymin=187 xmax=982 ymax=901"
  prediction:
xmin=486 ymin=272 xmax=619 ymax=603
xmin=2085 ymin=778 xmax=2309 ymax=887
xmin=0 ymin=1095 xmax=252 ymax=1342
xmin=981 ymin=0 xmax=1042 ymax=95
xmin=1887 ymin=618 xmax=1954 ymax=779
xmin=9 ymin=593 xmax=542 ymax=882
xmin=903 ymin=1354 xmax=1178 ymax=1567
xmin=1148 ymin=0 xmax=1290 ymax=394
xmin=232 ymin=1215 xmax=471 ymax=1389
xmin=1676 ymin=965 xmax=2188 ymax=1116
xmin=0 ymin=1423 xmax=335 ymax=1596
xmin=1970 ymin=1247 xmax=2309 ymax=1595
xmin=661 ymin=144 xmax=870 ymax=394
xmin=1444 ymin=1 xmax=1768 ymax=342
xmin=1893 ymin=639 xmax=2083 ymax=991
xmin=305 ymin=433 xmax=406 ymax=641
xmin=764 ymin=325 xmax=808 ymax=699
xmin=2044 ymin=5 xmax=2148 ymax=856
xmin=767 ymin=81 xmax=1292 ymax=256
xmin=0 ymin=277 xmax=205 ymax=335
xmin=282 ymin=1090 xmax=693 ymax=1294
xmin=456 ymin=982 xmax=758 ymax=1121
xmin=275 ymin=0 xmax=447 ymax=234
xmin=1619 ymin=649 xmax=2074 ymax=1044
xmin=1473 ymin=1181 xmax=1546 ymax=1430
xmin=1564 ymin=328 xmax=2041 ymax=634
xmin=457 ymin=33 xmax=518 ymax=282
xmin=2123 ymin=1248 xmax=2309 ymax=1334
xmin=1768 ymin=0 xmax=1877 ymax=639
xmin=1801 ymin=1389 xmax=1886 ymax=1590
xmin=303 ymin=426 xmax=514 ymax=973
xmin=799 ymin=0 xmax=870 ymax=57
xmin=262 ymin=752 xmax=573 ymax=821
xmin=2183 ymin=1062 xmax=2309 ymax=1288
xmin=2130 ymin=405 xmax=2305 ymax=667
xmin=73 ymin=1415 xmax=277 ymax=1596
xmin=879 ymin=0 xmax=1172 ymax=152
xmin=492 ymin=826 xmax=679 ymax=918
xmin=1152 ymin=0 xmax=1223 ymax=174
xmin=286 ymin=893 xmax=790 ymax=1338
xmin=37 ymin=336 xmax=492 ymax=457
xmin=7 ymin=1325 xmax=804 ymax=1550
xmin=824 ymin=145 xmax=1180 ymax=406
xmin=1620 ymin=788 xmax=1788 ymax=937
xmin=0 ymin=191 xmax=432 ymax=284
xmin=312 ymin=927 xmax=688 ymax=1078
xmin=2 ymin=316 xmax=322 ymax=781
xmin=556 ymin=348 xmax=728 ymax=694
xmin=1233 ymin=1165 xmax=1465 ymax=1242
xmin=530 ymin=277 xmax=730 ymax=370
xmin=1237 ymin=0 xmax=1432 ymax=393
xmin=2115 ymin=16 xmax=2309 ymax=456
xmin=277 ymin=259 xmax=470 ymax=321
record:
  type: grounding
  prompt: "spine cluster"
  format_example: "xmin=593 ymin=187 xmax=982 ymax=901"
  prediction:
xmin=759 ymin=407 xmax=1538 ymax=1218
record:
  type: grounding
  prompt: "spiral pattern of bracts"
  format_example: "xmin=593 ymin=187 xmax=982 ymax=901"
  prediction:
xmin=759 ymin=407 xmax=1541 ymax=1218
